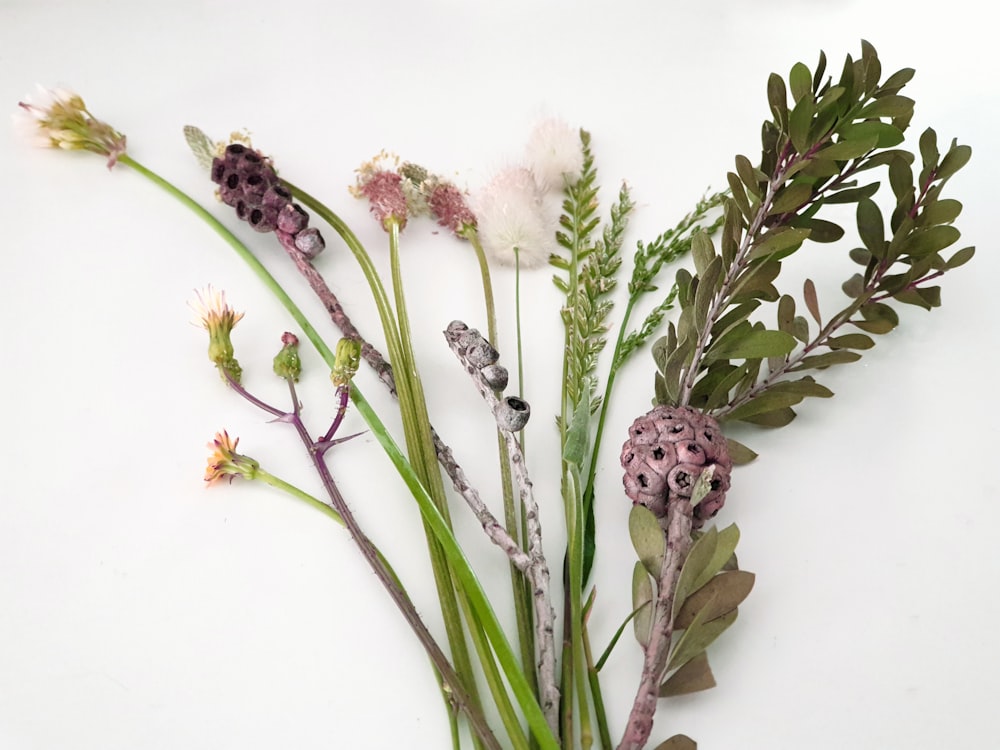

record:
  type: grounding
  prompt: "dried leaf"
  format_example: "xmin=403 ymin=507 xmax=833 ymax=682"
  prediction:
xmin=826 ymin=333 xmax=875 ymax=350
xmin=725 ymin=438 xmax=758 ymax=465
xmin=789 ymin=350 xmax=862 ymax=371
xmin=632 ymin=562 xmax=654 ymax=648
xmin=704 ymin=329 xmax=796 ymax=363
xmin=660 ymin=652 xmax=717 ymax=698
xmin=803 ymin=278 xmax=821 ymax=325
xmin=748 ymin=227 xmax=810 ymax=261
xmin=667 ymin=609 xmax=738 ymax=671
xmin=723 ymin=389 xmax=805 ymax=422
xmin=630 ymin=505 xmax=666 ymax=578
xmin=652 ymin=735 xmax=697 ymax=750
xmin=675 ymin=571 xmax=756 ymax=630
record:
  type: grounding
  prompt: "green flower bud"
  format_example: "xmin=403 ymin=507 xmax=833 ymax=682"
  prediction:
xmin=331 ymin=338 xmax=362 ymax=388
xmin=273 ymin=331 xmax=302 ymax=382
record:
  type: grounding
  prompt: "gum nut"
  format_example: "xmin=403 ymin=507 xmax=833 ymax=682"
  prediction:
xmin=640 ymin=441 xmax=678 ymax=473
xmin=694 ymin=494 xmax=725 ymax=526
xmin=219 ymin=185 xmax=241 ymax=207
xmin=248 ymin=205 xmax=279 ymax=233
xmin=240 ymin=149 xmax=263 ymax=168
xmin=294 ymin=228 xmax=325 ymax=258
xmin=480 ymin=364 xmax=508 ymax=391
xmin=446 ymin=320 xmax=468 ymax=335
xmin=262 ymin=184 xmax=293 ymax=209
xmin=666 ymin=462 xmax=702 ymax=498
xmin=658 ymin=418 xmax=694 ymax=443
xmin=627 ymin=421 xmax=658 ymax=446
xmin=675 ymin=440 xmax=705 ymax=464
xmin=456 ymin=328 xmax=484 ymax=351
xmin=466 ymin=340 xmax=499 ymax=368
xmin=211 ymin=158 xmax=227 ymax=185
xmin=495 ymin=396 xmax=530 ymax=431
xmin=242 ymin=172 xmax=268 ymax=200
xmin=277 ymin=203 xmax=309 ymax=234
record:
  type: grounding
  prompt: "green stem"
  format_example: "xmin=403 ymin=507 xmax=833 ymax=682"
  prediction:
xmin=466 ymin=228 xmax=537 ymax=706
xmin=121 ymin=156 xmax=517 ymax=748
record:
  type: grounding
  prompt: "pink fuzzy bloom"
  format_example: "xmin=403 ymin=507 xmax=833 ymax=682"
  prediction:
xmin=357 ymin=170 xmax=408 ymax=230
xmin=429 ymin=182 xmax=477 ymax=235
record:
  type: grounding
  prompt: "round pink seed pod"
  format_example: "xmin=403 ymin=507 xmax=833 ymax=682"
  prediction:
xmin=621 ymin=405 xmax=733 ymax=529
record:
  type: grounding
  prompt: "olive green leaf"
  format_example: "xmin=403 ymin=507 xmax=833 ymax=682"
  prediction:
xmin=704 ymin=329 xmax=797 ymax=363
xmin=630 ymin=504 xmax=666 ymax=578
xmin=667 ymin=609 xmax=738 ymax=672
xmin=659 ymin=652 xmax=716 ymax=698
xmin=725 ymin=438 xmax=758 ymax=465
xmin=652 ymin=735 xmax=697 ymax=750
xmin=632 ymin=562 xmax=654 ymax=648
xmin=748 ymin=227 xmax=811 ymax=261
xmin=803 ymin=278 xmax=821 ymax=325
xmin=675 ymin=570 xmax=756 ymax=630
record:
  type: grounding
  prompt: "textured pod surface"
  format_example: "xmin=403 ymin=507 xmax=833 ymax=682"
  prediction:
xmin=620 ymin=405 xmax=732 ymax=528
xmin=210 ymin=144 xmax=324 ymax=256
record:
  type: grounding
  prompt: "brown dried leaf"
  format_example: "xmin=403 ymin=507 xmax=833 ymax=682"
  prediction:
xmin=674 ymin=571 xmax=756 ymax=630
xmin=660 ymin=652 xmax=716 ymax=698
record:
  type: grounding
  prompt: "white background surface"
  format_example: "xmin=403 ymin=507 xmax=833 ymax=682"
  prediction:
xmin=2 ymin=2 xmax=998 ymax=748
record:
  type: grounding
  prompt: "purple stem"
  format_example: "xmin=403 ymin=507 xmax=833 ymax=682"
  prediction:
xmin=220 ymin=370 xmax=502 ymax=750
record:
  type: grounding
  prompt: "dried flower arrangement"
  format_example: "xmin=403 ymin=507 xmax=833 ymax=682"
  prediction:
xmin=15 ymin=40 xmax=974 ymax=750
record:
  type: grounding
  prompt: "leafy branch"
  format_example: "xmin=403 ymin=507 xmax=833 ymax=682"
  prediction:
xmin=651 ymin=41 xmax=973 ymax=438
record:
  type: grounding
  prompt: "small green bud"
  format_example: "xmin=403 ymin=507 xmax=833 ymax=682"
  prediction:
xmin=331 ymin=338 xmax=362 ymax=388
xmin=273 ymin=331 xmax=302 ymax=382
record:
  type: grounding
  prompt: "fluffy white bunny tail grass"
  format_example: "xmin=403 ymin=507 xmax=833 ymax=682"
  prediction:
xmin=474 ymin=166 xmax=554 ymax=268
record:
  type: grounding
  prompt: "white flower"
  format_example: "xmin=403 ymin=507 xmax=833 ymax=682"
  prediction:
xmin=525 ymin=118 xmax=584 ymax=193
xmin=13 ymin=85 xmax=126 ymax=168
xmin=474 ymin=166 xmax=554 ymax=268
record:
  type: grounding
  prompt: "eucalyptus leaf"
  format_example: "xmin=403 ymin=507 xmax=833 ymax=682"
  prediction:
xmin=937 ymin=144 xmax=972 ymax=181
xmin=837 ymin=120 xmax=905 ymax=148
xmin=789 ymin=97 xmax=816 ymax=154
xmin=652 ymin=735 xmax=697 ymax=750
xmin=857 ymin=198 xmax=886 ymax=257
xmin=723 ymin=390 xmax=806 ymax=422
xmin=946 ymin=246 xmax=975 ymax=269
xmin=691 ymin=231 xmax=716 ymax=276
xmin=748 ymin=227 xmax=810 ymax=261
xmin=858 ymin=94 xmax=914 ymax=119
xmin=793 ymin=217 xmax=844 ymax=243
xmin=630 ymin=505 xmax=666 ymax=578
xmin=789 ymin=350 xmax=862 ymax=371
xmin=817 ymin=136 xmax=878 ymax=161
xmin=725 ymin=438 xmax=758 ymax=465
xmin=898 ymin=225 xmax=961 ymax=257
xmin=769 ymin=182 xmax=813 ymax=216
xmin=632 ymin=562 xmax=654 ymax=648
xmin=693 ymin=256 xmax=724 ymax=335
xmin=659 ymin=652 xmax=717 ymax=698
xmin=667 ymin=609 xmax=738 ymax=672
xmin=767 ymin=73 xmax=789 ymax=130
xmin=789 ymin=61 xmax=813 ymax=103
xmin=921 ymin=198 xmax=963 ymax=226
xmin=675 ymin=571 xmax=756 ymax=630
xmin=740 ymin=406 xmax=797 ymax=427
xmin=705 ymin=329 xmax=796 ymax=363
xmin=850 ymin=317 xmax=896 ymax=335
xmin=803 ymin=278 xmax=821 ymax=324
xmin=824 ymin=182 xmax=880 ymax=204
xmin=766 ymin=378 xmax=834 ymax=398
xmin=842 ymin=272 xmax=865 ymax=299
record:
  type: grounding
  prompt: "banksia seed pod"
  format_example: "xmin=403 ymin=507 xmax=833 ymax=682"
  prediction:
xmin=210 ymin=143 xmax=324 ymax=256
xmin=620 ymin=405 xmax=732 ymax=528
